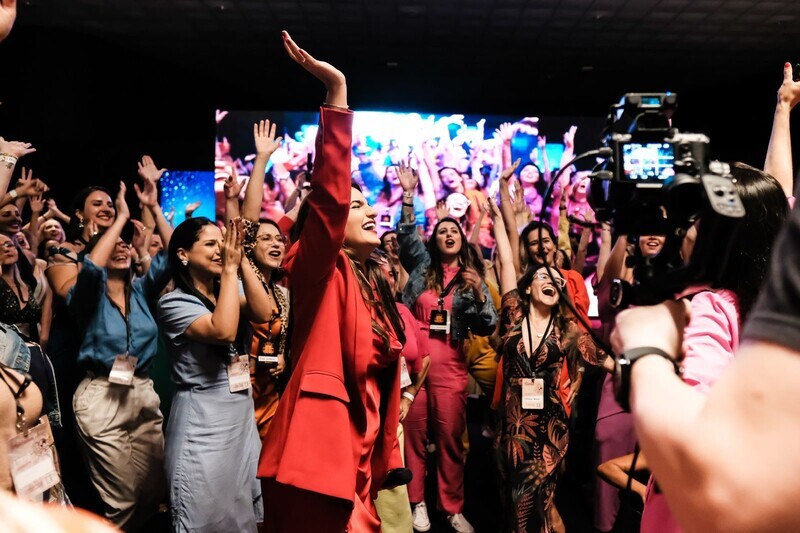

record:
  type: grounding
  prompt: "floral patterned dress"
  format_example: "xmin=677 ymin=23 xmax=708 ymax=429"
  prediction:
xmin=495 ymin=289 xmax=603 ymax=532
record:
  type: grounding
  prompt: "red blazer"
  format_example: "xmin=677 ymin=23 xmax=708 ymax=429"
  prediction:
xmin=258 ymin=107 xmax=402 ymax=504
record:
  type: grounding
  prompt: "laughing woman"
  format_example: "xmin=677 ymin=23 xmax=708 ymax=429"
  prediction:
xmin=488 ymin=200 xmax=614 ymax=532
xmin=258 ymin=33 xmax=405 ymax=533
xmin=68 ymin=180 xmax=173 ymax=530
xmin=240 ymin=117 xmax=290 ymax=440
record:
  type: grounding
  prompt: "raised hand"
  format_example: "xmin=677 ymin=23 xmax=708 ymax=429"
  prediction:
xmin=133 ymin=176 xmax=158 ymax=208
xmin=222 ymin=219 xmax=243 ymax=272
xmin=185 ymin=201 xmax=202 ymax=218
xmin=563 ymin=126 xmax=577 ymax=150
xmin=0 ymin=137 xmax=35 ymax=160
xmin=253 ymin=119 xmax=283 ymax=158
xmin=435 ymin=201 xmax=449 ymax=221
xmin=137 ymin=155 xmax=167 ymax=183
xmin=282 ymin=31 xmax=346 ymax=107
xmin=15 ymin=168 xmax=49 ymax=197
xmin=0 ymin=0 xmax=16 ymax=43
xmin=215 ymin=109 xmax=229 ymax=124
xmin=778 ymin=62 xmax=800 ymax=109
xmin=397 ymin=160 xmax=419 ymax=192
xmin=223 ymin=173 xmax=246 ymax=199
xmin=483 ymin=199 xmax=502 ymax=221
xmin=500 ymin=158 xmax=521 ymax=183
xmin=131 ymin=219 xmax=150 ymax=253
xmin=115 ymin=182 xmax=130 ymax=221
xmin=495 ymin=122 xmax=514 ymax=144
xmin=29 ymin=194 xmax=44 ymax=213
xmin=537 ymin=135 xmax=547 ymax=150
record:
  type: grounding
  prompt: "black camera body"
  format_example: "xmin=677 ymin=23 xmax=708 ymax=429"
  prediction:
xmin=587 ymin=93 xmax=745 ymax=306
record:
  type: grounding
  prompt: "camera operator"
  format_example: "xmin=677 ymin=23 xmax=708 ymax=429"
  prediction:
xmin=612 ymin=63 xmax=800 ymax=532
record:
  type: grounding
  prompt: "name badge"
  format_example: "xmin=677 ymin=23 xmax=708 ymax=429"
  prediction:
xmin=227 ymin=355 xmax=252 ymax=393
xmin=8 ymin=416 xmax=60 ymax=500
xmin=429 ymin=309 xmax=450 ymax=336
xmin=399 ymin=356 xmax=413 ymax=388
xmin=521 ymin=378 xmax=545 ymax=410
xmin=108 ymin=354 xmax=138 ymax=386
xmin=380 ymin=213 xmax=393 ymax=228
xmin=256 ymin=339 xmax=279 ymax=369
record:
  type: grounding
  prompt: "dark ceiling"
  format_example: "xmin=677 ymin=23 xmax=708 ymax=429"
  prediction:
xmin=1 ymin=0 xmax=798 ymax=194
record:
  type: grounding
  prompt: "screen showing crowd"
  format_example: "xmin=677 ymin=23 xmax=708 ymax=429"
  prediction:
xmin=215 ymin=109 xmax=604 ymax=249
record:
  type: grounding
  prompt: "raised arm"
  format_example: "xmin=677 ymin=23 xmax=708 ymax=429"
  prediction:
xmin=243 ymin=119 xmax=283 ymax=221
xmin=88 ymin=182 xmax=130 ymax=268
xmin=184 ymin=220 xmax=243 ymax=344
xmin=222 ymin=172 xmax=244 ymax=224
xmin=0 ymin=137 xmax=35 ymax=198
xmin=26 ymin=194 xmax=44 ymax=254
xmin=764 ymin=62 xmax=800 ymax=196
xmin=396 ymin=160 xmax=431 ymax=273
xmin=134 ymin=172 xmax=173 ymax=249
xmin=498 ymin=160 xmax=521 ymax=275
xmin=486 ymin=200 xmax=517 ymax=295
xmin=282 ymin=32 xmax=352 ymax=286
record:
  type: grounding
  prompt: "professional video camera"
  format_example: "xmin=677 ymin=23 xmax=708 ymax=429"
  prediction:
xmin=586 ymin=93 xmax=745 ymax=307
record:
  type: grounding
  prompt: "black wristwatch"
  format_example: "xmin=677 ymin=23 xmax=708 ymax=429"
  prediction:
xmin=613 ymin=346 xmax=682 ymax=412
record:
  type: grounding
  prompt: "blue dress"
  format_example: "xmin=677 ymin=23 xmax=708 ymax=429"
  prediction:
xmin=158 ymin=289 xmax=262 ymax=532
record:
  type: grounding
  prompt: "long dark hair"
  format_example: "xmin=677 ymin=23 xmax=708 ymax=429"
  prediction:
xmin=519 ymin=220 xmax=557 ymax=272
xmin=424 ymin=217 xmax=485 ymax=292
xmin=293 ymin=182 xmax=401 ymax=353
xmin=689 ymin=162 xmax=788 ymax=321
xmin=517 ymin=264 xmax=571 ymax=334
xmin=167 ymin=217 xmax=219 ymax=311
xmin=66 ymin=186 xmax=112 ymax=242
xmin=366 ymin=249 xmax=406 ymax=347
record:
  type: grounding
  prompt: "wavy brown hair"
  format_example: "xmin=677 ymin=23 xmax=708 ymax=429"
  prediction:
xmin=423 ymin=217 xmax=485 ymax=293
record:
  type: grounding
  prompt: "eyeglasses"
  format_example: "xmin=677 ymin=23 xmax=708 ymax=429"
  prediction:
xmin=533 ymin=271 xmax=566 ymax=288
xmin=256 ymin=234 xmax=286 ymax=245
xmin=115 ymin=242 xmax=131 ymax=250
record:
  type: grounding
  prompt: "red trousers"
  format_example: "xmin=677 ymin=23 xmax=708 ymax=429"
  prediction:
xmin=404 ymin=336 xmax=467 ymax=515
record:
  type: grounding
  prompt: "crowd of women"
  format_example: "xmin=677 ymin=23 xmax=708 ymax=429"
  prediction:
xmin=2 ymin=17 xmax=800 ymax=533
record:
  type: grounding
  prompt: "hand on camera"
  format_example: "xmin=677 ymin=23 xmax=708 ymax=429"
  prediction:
xmin=610 ymin=300 xmax=691 ymax=361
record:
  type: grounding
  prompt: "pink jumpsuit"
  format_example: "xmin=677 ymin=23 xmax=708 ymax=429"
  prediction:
xmin=407 ymin=263 xmax=468 ymax=515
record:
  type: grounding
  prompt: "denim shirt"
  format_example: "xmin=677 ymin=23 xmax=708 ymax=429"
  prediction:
xmin=0 ymin=322 xmax=62 ymax=427
xmin=396 ymin=222 xmax=498 ymax=340
xmin=67 ymin=251 xmax=171 ymax=374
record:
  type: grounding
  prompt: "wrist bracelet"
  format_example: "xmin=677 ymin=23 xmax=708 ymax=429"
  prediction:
xmin=139 ymin=253 xmax=152 ymax=263
xmin=323 ymin=102 xmax=349 ymax=111
xmin=402 ymin=191 xmax=414 ymax=198
xmin=402 ymin=391 xmax=416 ymax=402
xmin=402 ymin=202 xmax=414 ymax=208
xmin=0 ymin=154 xmax=18 ymax=169
xmin=8 ymin=189 xmax=18 ymax=199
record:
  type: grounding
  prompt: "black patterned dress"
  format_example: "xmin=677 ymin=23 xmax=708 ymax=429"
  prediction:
xmin=495 ymin=289 xmax=603 ymax=532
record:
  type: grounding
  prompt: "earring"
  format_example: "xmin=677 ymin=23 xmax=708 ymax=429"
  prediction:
xmin=181 ymin=258 xmax=188 ymax=266
xmin=77 ymin=217 xmax=84 ymax=229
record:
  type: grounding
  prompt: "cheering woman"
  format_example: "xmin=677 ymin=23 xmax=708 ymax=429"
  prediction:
xmin=258 ymin=32 xmax=405 ymax=532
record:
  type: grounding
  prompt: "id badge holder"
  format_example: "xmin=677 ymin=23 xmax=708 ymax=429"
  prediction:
xmin=429 ymin=300 xmax=450 ymax=337
xmin=8 ymin=416 xmax=60 ymax=500
xmin=108 ymin=354 xmax=138 ymax=386
xmin=521 ymin=378 xmax=545 ymax=410
xmin=256 ymin=339 xmax=279 ymax=369
xmin=227 ymin=355 xmax=252 ymax=393
xmin=399 ymin=356 xmax=413 ymax=388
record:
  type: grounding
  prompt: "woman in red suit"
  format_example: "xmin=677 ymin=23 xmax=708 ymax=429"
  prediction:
xmin=258 ymin=32 xmax=406 ymax=532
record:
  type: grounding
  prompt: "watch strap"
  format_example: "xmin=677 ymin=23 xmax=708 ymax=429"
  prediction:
xmin=614 ymin=346 xmax=682 ymax=412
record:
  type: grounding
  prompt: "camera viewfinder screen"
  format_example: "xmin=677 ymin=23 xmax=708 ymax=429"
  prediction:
xmin=621 ymin=142 xmax=675 ymax=182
